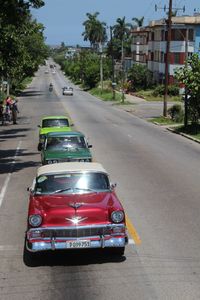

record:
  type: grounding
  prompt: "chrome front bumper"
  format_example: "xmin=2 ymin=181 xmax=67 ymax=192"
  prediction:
xmin=26 ymin=224 xmax=128 ymax=252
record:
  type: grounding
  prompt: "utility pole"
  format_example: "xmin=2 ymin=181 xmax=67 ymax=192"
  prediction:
xmin=163 ymin=0 xmax=173 ymax=117
xmin=184 ymin=28 xmax=189 ymax=127
xmin=121 ymin=39 xmax=125 ymax=103
xmin=110 ymin=26 xmax=116 ymax=100
xmin=99 ymin=43 xmax=103 ymax=94
xmin=155 ymin=1 xmax=185 ymax=117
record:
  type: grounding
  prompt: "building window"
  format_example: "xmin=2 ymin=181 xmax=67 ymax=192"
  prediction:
xmin=189 ymin=29 xmax=194 ymax=41
xmin=174 ymin=53 xmax=180 ymax=64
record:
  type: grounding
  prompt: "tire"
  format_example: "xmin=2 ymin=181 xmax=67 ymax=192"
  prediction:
xmin=23 ymin=239 xmax=39 ymax=266
xmin=109 ymin=247 xmax=125 ymax=256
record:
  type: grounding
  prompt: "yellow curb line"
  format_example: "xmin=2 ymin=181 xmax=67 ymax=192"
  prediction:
xmin=126 ymin=214 xmax=141 ymax=245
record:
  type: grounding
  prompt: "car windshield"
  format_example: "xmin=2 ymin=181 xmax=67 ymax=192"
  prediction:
xmin=46 ymin=136 xmax=86 ymax=150
xmin=64 ymin=87 xmax=73 ymax=90
xmin=35 ymin=172 xmax=110 ymax=194
xmin=42 ymin=119 xmax=69 ymax=128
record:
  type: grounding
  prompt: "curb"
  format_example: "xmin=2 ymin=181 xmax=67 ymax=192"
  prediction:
xmin=166 ymin=127 xmax=200 ymax=144
xmin=152 ymin=121 xmax=200 ymax=144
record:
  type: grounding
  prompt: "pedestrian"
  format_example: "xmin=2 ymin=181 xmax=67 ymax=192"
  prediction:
xmin=11 ymin=99 xmax=19 ymax=124
xmin=0 ymin=101 xmax=4 ymax=125
xmin=5 ymin=96 xmax=12 ymax=123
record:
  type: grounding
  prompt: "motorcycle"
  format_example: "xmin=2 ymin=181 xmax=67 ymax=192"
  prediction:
xmin=49 ymin=84 xmax=53 ymax=92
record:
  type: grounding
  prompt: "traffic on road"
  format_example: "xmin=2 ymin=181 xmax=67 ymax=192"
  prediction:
xmin=1 ymin=64 xmax=200 ymax=299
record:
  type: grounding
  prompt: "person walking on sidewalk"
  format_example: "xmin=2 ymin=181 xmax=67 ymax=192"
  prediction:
xmin=11 ymin=99 xmax=19 ymax=124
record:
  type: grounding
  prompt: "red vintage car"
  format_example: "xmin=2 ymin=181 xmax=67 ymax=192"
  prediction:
xmin=26 ymin=162 xmax=128 ymax=256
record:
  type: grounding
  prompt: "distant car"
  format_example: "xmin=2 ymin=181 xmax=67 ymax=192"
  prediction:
xmin=25 ymin=162 xmax=128 ymax=256
xmin=63 ymin=86 xmax=73 ymax=96
xmin=44 ymin=69 xmax=49 ymax=74
xmin=38 ymin=116 xmax=72 ymax=151
xmin=41 ymin=131 xmax=92 ymax=164
xmin=52 ymin=70 xmax=56 ymax=74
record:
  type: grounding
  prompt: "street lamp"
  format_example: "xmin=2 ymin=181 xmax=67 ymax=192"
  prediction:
xmin=110 ymin=26 xmax=116 ymax=100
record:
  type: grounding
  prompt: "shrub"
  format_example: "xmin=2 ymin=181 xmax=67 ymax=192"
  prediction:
xmin=152 ymin=85 xmax=165 ymax=97
xmin=168 ymin=104 xmax=184 ymax=122
xmin=168 ymin=85 xmax=180 ymax=96
xmin=153 ymin=84 xmax=180 ymax=97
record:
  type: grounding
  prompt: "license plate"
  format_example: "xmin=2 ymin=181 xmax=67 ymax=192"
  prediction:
xmin=66 ymin=240 xmax=91 ymax=248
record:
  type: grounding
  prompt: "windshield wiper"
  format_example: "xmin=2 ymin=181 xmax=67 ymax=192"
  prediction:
xmin=50 ymin=187 xmax=97 ymax=194
xmin=50 ymin=188 xmax=73 ymax=194
xmin=73 ymin=187 xmax=97 ymax=193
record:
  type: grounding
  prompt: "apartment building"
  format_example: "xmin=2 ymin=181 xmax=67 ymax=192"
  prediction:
xmin=131 ymin=15 xmax=200 ymax=84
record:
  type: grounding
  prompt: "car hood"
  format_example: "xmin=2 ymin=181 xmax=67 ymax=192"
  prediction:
xmin=44 ymin=148 xmax=92 ymax=159
xmin=40 ymin=127 xmax=71 ymax=135
xmin=29 ymin=192 xmax=122 ymax=227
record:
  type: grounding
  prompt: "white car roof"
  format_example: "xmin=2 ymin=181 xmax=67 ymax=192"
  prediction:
xmin=37 ymin=162 xmax=107 ymax=177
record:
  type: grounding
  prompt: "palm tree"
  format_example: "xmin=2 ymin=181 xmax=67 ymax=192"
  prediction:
xmin=113 ymin=17 xmax=131 ymax=102
xmin=132 ymin=16 xmax=144 ymax=27
xmin=82 ymin=12 xmax=107 ymax=49
xmin=113 ymin=17 xmax=131 ymax=60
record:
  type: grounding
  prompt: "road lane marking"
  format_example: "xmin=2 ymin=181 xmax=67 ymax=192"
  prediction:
xmin=126 ymin=214 xmax=141 ymax=245
xmin=0 ymin=141 xmax=22 ymax=207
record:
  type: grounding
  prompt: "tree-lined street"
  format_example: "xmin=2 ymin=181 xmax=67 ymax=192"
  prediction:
xmin=1 ymin=65 xmax=200 ymax=299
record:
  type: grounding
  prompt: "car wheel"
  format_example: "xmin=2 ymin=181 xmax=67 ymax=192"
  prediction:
xmin=37 ymin=143 xmax=42 ymax=151
xmin=23 ymin=238 xmax=40 ymax=266
xmin=109 ymin=247 xmax=125 ymax=256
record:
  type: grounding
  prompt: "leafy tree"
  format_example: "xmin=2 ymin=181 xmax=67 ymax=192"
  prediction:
xmin=127 ymin=64 xmax=153 ymax=91
xmin=0 ymin=0 xmax=47 ymax=91
xmin=175 ymin=53 xmax=200 ymax=126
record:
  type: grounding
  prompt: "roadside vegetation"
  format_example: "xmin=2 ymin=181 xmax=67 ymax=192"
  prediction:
xmin=0 ymin=0 xmax=49 ymax=98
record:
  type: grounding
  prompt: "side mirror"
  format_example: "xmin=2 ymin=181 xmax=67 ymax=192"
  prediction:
xmin=88 ymin=144 xmax=92 ymax=148
xmin=37 ymin=125 xmax=41 ymax=128
xmin=110 ymin=183 xmax=117 ymax=190
xmin=70 ymin=123 xmax=74 ymax=127
xmin=27 ymin=187 xmax=33 ymax=192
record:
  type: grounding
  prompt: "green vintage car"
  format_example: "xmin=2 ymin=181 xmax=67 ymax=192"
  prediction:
xmin=41 ymin=131 xmax=93 ymax=165
xmin=38 ymin=116 xmax=72 ymax=151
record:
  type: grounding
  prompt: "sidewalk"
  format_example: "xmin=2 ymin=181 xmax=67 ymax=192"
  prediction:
xmin=119 ymin=93 xmax=178 ymax=119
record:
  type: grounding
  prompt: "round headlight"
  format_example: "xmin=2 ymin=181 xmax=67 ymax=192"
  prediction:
xmin=52 ymin=160 xmax=58 ymax=163
xmin=29 ymin=215 xmax=42 ymax=227
xmin=47 ymin=160 xmax=53 ymax=164
xmin=111 ymin=211 xmax=124 ymax=223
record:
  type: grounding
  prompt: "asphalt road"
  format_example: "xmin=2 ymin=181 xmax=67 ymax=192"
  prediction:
xmin=0 ymin=64 xmax=200 ymax=299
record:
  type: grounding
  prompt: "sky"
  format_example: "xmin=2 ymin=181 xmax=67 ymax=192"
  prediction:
xmin=32 ymin=0 xmax=200 ymax=46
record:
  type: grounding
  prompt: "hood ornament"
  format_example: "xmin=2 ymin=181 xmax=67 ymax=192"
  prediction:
xmin=69 ymin=202 xmax=83 ymax=209
xmin=65 ymin=216 xmax=88 ymax=225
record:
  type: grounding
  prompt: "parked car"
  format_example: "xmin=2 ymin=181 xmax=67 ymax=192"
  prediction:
xmin=41 ymin=131 xmax=92 ymax=164
xmin=38 ymin=116 xmax=72 ymax=151
xmin=62 ymin=86 xmax=73 ymax=96
xmin=25 ymin=162 xmax=128 ymax=256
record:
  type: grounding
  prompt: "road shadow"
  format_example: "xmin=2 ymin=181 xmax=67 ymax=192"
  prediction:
xmin=0 ymin=127 xmax=31 ymax=135
xmin=20 ymin=90 xmax=44 ymax=97
xmin=0 ymin=149 xmax=40 ymax=174
xmin=23 ymin=247 xmax=126 ymax=267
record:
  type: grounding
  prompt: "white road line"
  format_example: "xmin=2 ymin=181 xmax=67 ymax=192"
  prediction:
xmin=0 ymin=141 xmax=22 ymax=207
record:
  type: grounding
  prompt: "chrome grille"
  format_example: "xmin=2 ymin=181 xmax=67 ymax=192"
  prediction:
xmin=41 ymin=227 xmax=111 ymax=238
